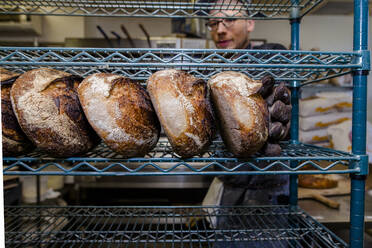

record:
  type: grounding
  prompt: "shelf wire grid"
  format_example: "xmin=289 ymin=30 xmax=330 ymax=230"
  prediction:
xmin=0 ymin=0 xmax=323 ymax=19
xmin=3 ymin=141 xmax=360 ymax=176
xmin=0 ymin=47 xmax=360 ymax=83
xmin=4 ymin=205 xmax=347 ymax=247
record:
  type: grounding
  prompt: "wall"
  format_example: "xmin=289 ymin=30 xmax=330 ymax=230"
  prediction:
xmin=41 ymin=16 xmax=85 ymax=42
xmin=84 ymin=17 xmax=172 ymax=39
xmin=252 ymin=15 xmax=355 ymax=51
xmin=0 ymin=16 xmax=85 ymax=43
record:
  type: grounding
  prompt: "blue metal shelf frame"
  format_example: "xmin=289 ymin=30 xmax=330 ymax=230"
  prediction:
xmin=2 ymin=141 xmax=361 ymax=176
xmin=289 ymin=0 xmax=301 ymax=208
xmin=0 ymin=47 xmax=363 ymax=83
xmin=349 ymin=0 xmax=370 ymax=247
xmin=0 ymin=0 xmax=323 ymax=19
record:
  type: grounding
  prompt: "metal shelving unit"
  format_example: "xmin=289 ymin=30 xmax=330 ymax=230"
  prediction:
xmin=5 ymin=206 xmax=347 ymax=247
xmin=1 ymin=0 xmax=370 ymax=247
xmin=0 ymin=47 xmax=359 ymax=82
xmin=3 ymin=141 xmax=360 ymax=176
xmin=0 ymin=0 xmax=323 ymax=19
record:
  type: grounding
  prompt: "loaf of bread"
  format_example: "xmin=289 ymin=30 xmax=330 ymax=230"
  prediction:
xmin=10 ymin=68 xmax=98 ymax=157
xmin=1 ymin=68 xmax=34 ymax=156
xmin=78 ymin=73 xmax=160 ymax=157
xmin=298 ymin=174 xmax=338 ymax=189
xmin=147 ymin=69 xmax=215 ymax=158
xmin=208 ymin=71 xmax=269 ymax=157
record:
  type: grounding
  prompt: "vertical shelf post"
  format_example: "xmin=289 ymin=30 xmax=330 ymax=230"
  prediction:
xmin=289 ymin=1 xmax=300 ymax=208
xmin=350 ymin=0 xmax=370 ymax=247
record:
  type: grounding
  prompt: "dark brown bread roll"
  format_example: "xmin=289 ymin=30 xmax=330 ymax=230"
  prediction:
xmin=269 ymin=100 xmax=292 ymax=124
xmin=1 ymin=68 xmax=34 ymax=156
xmin=147 ymin=69 xmax=215 ymax=158
xmin=78 ymin=73 xmax=160 ymax=157
xmin=259 ymin=77 xmax=292 ymax=156
xmin=10 ymin=68 xmax=98 ymax=157
xmin=208 ymin=71 xmax=269 ymax=157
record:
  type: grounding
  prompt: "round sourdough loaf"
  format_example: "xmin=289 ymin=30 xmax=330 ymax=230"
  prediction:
xmin=147 ymin=69 xmax=215 ymax=158
xmin=10 ymin=68 xmax=98 ymax=157
xmin=78 ymin=73 xmax=160 ymax=157
xmin=208 ymin=71 xmax=269 ymax=157
xmin=1 ymin=68 xmax=34 ymax=156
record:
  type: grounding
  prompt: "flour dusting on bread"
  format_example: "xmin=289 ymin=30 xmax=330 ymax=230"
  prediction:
xmin=78 ymin=73 xmax=160 ymax=157
xmin=208 ymin=71 xmax=268 ymax=156
xmin=10 ymin=68 xmax=97 ymax=157
xmin=147 ymin=69 xmax=215 ymax=157
xmin=210 ymin=71 xmax=262 ymax=97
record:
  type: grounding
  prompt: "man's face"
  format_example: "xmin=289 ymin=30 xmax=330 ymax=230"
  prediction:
xmin=208 ymin=0 xmax=254 ymax=49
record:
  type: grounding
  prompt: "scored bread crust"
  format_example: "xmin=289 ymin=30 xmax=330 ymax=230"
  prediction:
xmin=147 ymin=69 xmax=215 ymax=158
xmin=78 ymin=73 xmax=160 ymax=157
xmin=208 ymin=71 xmax=269 ymax=157
xmin=1 ymin=68 xmax=34 ymax=156
xmin=10 ymin=68 xmax=98 ymax=157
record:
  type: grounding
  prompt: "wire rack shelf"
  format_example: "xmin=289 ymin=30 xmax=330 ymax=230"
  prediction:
xmin=4 ymin=205 xmax=347 ymax=247
xmin=0 ymin=47 xmax=360 ymax=83
xmin=3 ymin=141 xmax=360 ymax=176
xmin=0 ymin=0 xmax=323 ymax=19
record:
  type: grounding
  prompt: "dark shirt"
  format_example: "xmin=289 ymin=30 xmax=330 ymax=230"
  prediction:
xmin=249 ymin=43 xmax=287 ymax=50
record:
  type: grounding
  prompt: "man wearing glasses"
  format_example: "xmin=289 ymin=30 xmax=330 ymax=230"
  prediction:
xmin=206 ymin=3 xmax=254 ymax=49
xmin=200 ymin=0 xmax=292 ymax=246
xmin=204 ymin=0 xmax=286 ymax=50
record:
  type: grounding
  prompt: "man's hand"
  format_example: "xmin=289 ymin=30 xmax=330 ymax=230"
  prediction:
xmin=259 ymin=75 xmax=292 ymax=156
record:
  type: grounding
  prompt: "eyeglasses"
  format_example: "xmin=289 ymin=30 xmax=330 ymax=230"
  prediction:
xmin=205 ymin=19 xmax=237 ymax=31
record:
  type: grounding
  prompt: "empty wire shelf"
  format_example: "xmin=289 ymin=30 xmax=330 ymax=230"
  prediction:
xmin=3 ymin=141 xmax=360 ymax=176
xmin=4 ymin=205 xmax=347 ymax=247
xmin=0 ymin=0 xmax=323 ymax=19
xmin=0 ymin=47 xmax=361 ymax=83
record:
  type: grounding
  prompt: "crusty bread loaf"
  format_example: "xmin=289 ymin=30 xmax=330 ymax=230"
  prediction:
xmin=298 ymin=174 xmax=338 ymax=189
xmin=78 ymin=73 xmax=160 ymax=157
xmin=147 ymin=69 xmax=215 ymax=158
xmin=208 ymin=71 xmax=269 ymax=157
xmin=1 ymin=68 xmax=34 ymax=156
xmin=10 ymin=68 xmax=98 ymax=157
